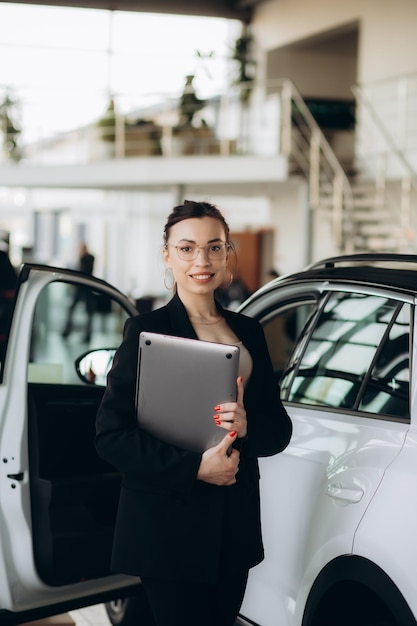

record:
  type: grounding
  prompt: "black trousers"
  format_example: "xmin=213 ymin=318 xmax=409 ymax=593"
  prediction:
xmin=141 ymin=567 xmax=249 ymax=626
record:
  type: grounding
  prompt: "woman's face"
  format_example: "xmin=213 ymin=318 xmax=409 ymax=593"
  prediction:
xmin=163 ymin=217 xmax=228 ymax=298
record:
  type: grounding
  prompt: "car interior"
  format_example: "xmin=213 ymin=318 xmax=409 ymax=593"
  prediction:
xmin=27 ymin=281 xmax=129 ymax=585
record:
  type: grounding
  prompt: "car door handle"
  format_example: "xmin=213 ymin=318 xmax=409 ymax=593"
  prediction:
xmin=7 ymin=472 xmax=24 ymax=482
xmin=326 ymin=483 xmax=364 ymax=504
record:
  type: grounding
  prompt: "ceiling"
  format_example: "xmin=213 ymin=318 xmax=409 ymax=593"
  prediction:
xmin=5 ymin=0 xmax=263 ymax=20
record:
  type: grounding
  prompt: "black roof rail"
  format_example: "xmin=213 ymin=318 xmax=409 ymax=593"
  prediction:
xmin=308 ymin=253 xmax=417 ymax=270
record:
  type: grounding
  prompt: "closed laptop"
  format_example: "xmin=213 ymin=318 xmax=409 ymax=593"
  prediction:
xmin=136 ymin=331 xmax=240 ymax=453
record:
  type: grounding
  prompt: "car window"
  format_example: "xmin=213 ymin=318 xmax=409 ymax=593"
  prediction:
xmin=263 ymin=301 xmax=316 ymax=381
xmin=358 ymin=303 xmax=410 ymax=418
xmin=281 ymin=291 xmax=410 ymax=420
xmin=28 ymin=281 xmax=130 ymax=385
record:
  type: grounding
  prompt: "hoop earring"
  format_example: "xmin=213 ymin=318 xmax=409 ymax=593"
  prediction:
xmin=224 ymin=267 xmax=233 ymax=289
xmin=164 ymin=268 xmax=175 ymax=290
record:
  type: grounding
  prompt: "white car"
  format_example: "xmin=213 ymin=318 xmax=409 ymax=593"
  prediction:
xmin=0 ymin=255 xmax=416 ymax=626
xmin=237 ymin=253 xmax=416 ymax=626
xmin=0 ymin=264 xmax=149 ymax=625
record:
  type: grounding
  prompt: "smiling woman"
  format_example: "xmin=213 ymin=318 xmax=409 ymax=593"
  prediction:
xmin=163 ymin=216 xmax=231 ymax=304
xmin=95 ymin=198 xmax=292 ymax=626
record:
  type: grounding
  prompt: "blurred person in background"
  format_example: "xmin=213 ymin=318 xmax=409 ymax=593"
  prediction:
xmin=62 ymin=242 xmax=95 ymax=342
xmin=0 ymin=241 xmax=18 ymax=361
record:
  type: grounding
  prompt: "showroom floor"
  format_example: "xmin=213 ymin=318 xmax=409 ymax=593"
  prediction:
xmin=69 ymin=605 xmax=110 ymax=626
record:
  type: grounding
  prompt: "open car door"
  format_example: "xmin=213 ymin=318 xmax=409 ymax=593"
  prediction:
xmin=0 ymin=264 xmax=141 ymax=619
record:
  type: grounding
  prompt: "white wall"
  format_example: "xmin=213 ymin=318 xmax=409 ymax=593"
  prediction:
xmin=254 ymin=0 xmax=417 ymax=85
xmin=269 ymin=180 xmax=321 ymax=274
xmin=267 ymin=29 xmax=358 ymax=99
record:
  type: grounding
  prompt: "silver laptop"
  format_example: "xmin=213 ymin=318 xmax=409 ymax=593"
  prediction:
xmin=136 ymin=331 xmax=240 ymax=453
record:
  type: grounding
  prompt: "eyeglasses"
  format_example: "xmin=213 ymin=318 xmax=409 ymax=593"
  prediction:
xmin=166 ymin=242 xmax=230 ymax=261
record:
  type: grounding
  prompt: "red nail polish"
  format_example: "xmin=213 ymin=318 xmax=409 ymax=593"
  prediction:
xmin=229 ymin=430 xmax=237 ymax=437
xmin=215 ymin=420 xmax=221 ymax=425
xmin=214 ymin=406 xmax=220 ymax=411
xmin=213 ymin=414 xmax=220 ymax=420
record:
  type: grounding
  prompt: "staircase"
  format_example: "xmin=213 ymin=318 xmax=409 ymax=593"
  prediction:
xmin=349 ymin=81 xmax=417 ymax=253
xmin=277 ymin=78 xmax=417 ymax=257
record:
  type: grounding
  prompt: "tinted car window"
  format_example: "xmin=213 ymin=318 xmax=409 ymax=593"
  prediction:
xmin=358 ymin=303 xmax=410 ymax=418
xmin=281 ymin=292 xmax=409 ymax=418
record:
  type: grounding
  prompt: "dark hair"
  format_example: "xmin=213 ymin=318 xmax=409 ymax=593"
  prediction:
xmin=163 ymin=200 xmax=233 ymax=249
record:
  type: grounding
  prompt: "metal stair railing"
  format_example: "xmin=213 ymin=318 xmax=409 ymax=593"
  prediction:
xmin=352 ymin=82 xmax=417 ymax=243
xmin=277 ymin=79 xmax=355 ymax=254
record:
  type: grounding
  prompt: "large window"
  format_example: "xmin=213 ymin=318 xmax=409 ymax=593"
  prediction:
xmin=0 ymin=4 xmax=238 ymax=145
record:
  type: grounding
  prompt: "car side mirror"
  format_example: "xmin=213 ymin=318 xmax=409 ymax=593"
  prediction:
xmin=75 ymin=348 xmax=116 ymax=386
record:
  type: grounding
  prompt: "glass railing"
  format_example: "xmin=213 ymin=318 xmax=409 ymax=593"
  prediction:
xmin=352 ymin=74 xmax=417 ymax=245
xmin=1 ymin=82 xmax=287 ymax=164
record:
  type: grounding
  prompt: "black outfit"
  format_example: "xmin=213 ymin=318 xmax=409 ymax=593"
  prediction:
xmin=95 ymin=294 xmax=292 ymax=625
xmin=62 ymin=250 xmax=95 ymax=341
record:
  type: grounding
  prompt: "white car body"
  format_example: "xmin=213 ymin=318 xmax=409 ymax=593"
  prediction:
xmin=237 ymin=257 xmax=417 ymax=626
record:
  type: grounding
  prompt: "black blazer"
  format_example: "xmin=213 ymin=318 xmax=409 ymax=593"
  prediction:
xmin=95 ymin=294 xmax=292 ymax=583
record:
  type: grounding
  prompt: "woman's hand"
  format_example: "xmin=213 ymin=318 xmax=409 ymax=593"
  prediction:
xmin=213 ymin=376 xmax=247 ymax=438
xmin=197 ymin=431 xmax=240 ymax=486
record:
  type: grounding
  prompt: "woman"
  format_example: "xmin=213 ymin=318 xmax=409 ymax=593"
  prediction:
xmin=95 ymin=200 xmax=292 ymax=626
